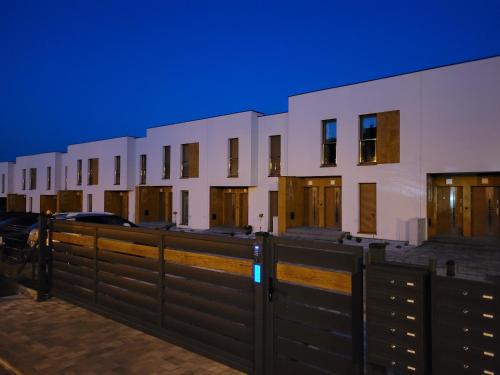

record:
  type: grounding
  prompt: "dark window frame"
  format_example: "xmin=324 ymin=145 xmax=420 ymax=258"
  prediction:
xmin=180 ymin=190 xmax=189 ymax=225
xmin=140 ymin=154 xmax=147 ymax=185
xmin=87 ymin=158 xmax=99 ymax=185
xmin=1 ymin=173 xmax=4 ymax=194
xmin=29 ymin=168 xmax=37 ymax=190
xmin=162 ymin=146 xmax=171 ymax=180
xmin=359 ymin=114 xmax=377 ymax=164
xmin=269 ymin=135 xmax=281 ymax=177
xmin=22 ymin=169 xmax=26 ymax=190
xmin=321 ymin=119 xmax=337 ymax=166
xmin=76 ymin=159 xmax=82 ymax=186
xmin=228 ymin=138 xmax=239 ymax=178
xmin=114 ymin=155 xmax=121 ymax=185
xmin=47 ymin=166 xmax=51 ymax=190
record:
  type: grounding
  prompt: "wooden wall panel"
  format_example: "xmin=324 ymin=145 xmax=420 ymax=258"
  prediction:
xmin=325 ymin=187 xmax=342 ymax=229
xmin=136 ymin=186 xmax=172 ymax=223
xmin=359 ymin=183 xmax=376 ymax=234
xmin=7 ymin=194 xmax=26 ymax=213
xmin=104 ymin=191 xmax=129 ymax=219
xmin=57 ymin=191 xmax=83 ymax=212
xmin=190 ymin=143 xmax=199 ymax=178
xmin=40 ymin=195 xmax=57 ymax=214
xmin=209 ymin=187 xmax=223 ymax=227
xmin=377 ymin=110 xmax=400 ymax=164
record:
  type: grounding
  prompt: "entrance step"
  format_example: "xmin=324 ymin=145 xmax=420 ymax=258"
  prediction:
xmin=283 ymin=227 xmax=346 ymax=242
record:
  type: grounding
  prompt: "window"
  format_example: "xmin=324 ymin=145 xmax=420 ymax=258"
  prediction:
xmin=88 ymin=158 xmax=99 ymax=185
xmin=87 ymin=194 xmax=93 ymax=212
xmin=322 ymin=120 xmax=337 ymax=166
xmin=22 ymin=169 xmax=26 ymax=190
xmin=76 ymin=159 xmax=82 ymax=185
xmin=228 ymin=138 xmax=239 ymax=177
xmin=162 ymin=146 xmax=171 ymax=179
xmin=181 ymin=143 xmax=199 ymax=178
xmin=114 ymin=156 xmax=121 ymax=185
xmin=1 ymin=174 xmax=5 ymax=193
xmin=64 ymin=166 xmax=68 ymax=190
xmin=29 ymin=197 xmax=33 ymax=212
xmin=181 ymin=190 xmax=189 ymax=225
xmin=269 ymin=135 xmax=281 ymax=177
xmin=28 ymin=167 xmax=35 ymax=190
xmin=359 ymin=111 xmax=400 ymax=164
xmin=360 ymin=114 xmax=377 ymax=163
xmin=47 ymin=166 xmax=51 ymax=190
xmin=140 ymin=154 xmax=147 ymax=185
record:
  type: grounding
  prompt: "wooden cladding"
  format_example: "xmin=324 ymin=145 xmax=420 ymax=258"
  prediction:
xmin=104 ymin=191 xmax=129 ymax=219
xmin=135 ymin=186 xmax=172 ymax=223
xmin=269 ymin=135 xmax=281 ymax=177
xmin=6 ymin=194 xmax=26 ymax=212
xmin=277 ymin=262 xmax=351 ymax=294
xmin=360 ymin=183 xmax=376 ymax=234
xmin=87 ymin=158 xmax=99 ymax=185
xmin=57 ymin=190 xmax=83 ymax=213
xmin=40 ymin=194 xmax=57 ymax=214
xmin=210 ymin=187 xmax=248 ymax=228
xmin=181 ymin=143 xmax=199 ymax=178
xmin=376 ymin=110 xmax=400 ymax=164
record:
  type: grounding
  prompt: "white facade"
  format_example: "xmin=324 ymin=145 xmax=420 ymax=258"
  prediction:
xmin=1 ymin=56 xmax=499 ymax=241
xmin=0 ymin=162 xmax=14 ymax=197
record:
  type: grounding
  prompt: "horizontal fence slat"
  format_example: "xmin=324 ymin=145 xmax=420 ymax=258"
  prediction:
xmin=164 ymin=287 xmax=253 ymax=326
xmin=52 ymin=232 xmax=94 ymax=247
xmin=276 ymin=242 xmax=361 ymax=273
xmin=165 ymin=249 xmax=252 ymax=277
xmin=277 ymin=262 xmax=351 ymax=294
xmin=276 ymin=281 xmax=352 ymax=314
xmin=53 ymin=269 xmax=94 ymax=291
xmin=276 ymin=318 xmax=352 ymax=358
xmin=53 ymin=261 xmax=94 ymax=281
xmin=164 ymin=315 xmax=253 ymax=363
xmin=276 ymin=355 xmax=330 ymax=375
xmin=277 ymin=336 xmax=352 ymax=374
xmin=98 ymin=282 xmax=158 ymax=312
xmin=276 ymin=298 xmax=352 ymax=335
xmin=97 ymin=227 xmax=160 ymax=246
xmin=98 ymin=271 xmax=157 ymax=298
xmin=98 ymin=238 xmax=158 ymax=259
xmin=163 ymin=303 xmax=252 ymax=344
xmin=98 ymin=261 xmax=158 ymax=284
xmin=164 ymin=275 xmax=253 ymax=311
xmin=53 ymin=242 xmax=95 ymax=259
xmin=164 ymin=261 xmax=253 ymax=291
xmin=97 ymin=293 xmax=157 ymax=324
xmin=52 ymin=221 xmax=96 ymax=236
xmin=163 ymin=232 xmax=254 ymax=259
xmin=53 ymin=250 xmax=94 ymax=268
xmin=98 ymin=249 xmax=158 ymax=271
xmin=52 ymin=282 xmax=94 ymax=302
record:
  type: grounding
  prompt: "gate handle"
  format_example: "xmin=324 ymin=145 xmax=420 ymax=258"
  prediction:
xmin=268 ymin=277 xmax=274 ymax=302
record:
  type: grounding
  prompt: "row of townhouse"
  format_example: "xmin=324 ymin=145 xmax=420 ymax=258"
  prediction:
xmin=1 ymin=56 xmax=499 ymax=243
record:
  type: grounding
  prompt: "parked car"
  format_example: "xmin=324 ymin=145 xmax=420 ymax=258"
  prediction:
xmin=0 ymin=213 xmax=40 ymax=263
xmin=54 ymin=212 xmax=138 ymax=227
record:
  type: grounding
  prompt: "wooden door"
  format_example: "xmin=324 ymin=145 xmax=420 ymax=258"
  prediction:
xmin=360 ymin=183 xmax=376 ymax=234
xmin=269 ymin=191 xmax=278 ymax=232
xmin=57 ymin=191 xmax=82 ymax=212
xmin=159 ymin=191 xmax=165 ymax=221
xmin=304 ymin=187 xmax=319 ymax=227
xmin=223 ymin=192 xmax=235 ymax=226
xmin=325 ymin=187 xmax=342 ymax=229
xmin=40 ymin=195 xmax=57 ymax=214
xmin=210 ymin=187 xmax=223 ymax=227
xmin=239 ymin=192 xmax=248 ymax=227
xmin=472 ymin=187 xmax=500 ymax=237
xmin=436 ymin=186 xmax=463 ymax=236
xmin=105 ymin=191 xmax=129 ymax=219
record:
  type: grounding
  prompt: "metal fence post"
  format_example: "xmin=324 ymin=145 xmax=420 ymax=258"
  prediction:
xmin=159 ymin=234 xmax=165 ymax=327
xmin=94 ymin=226 xmax=98 ymax=303
xmin=37 ymin=214 xmax=48 ymax=301
xmin=253 ymin=232 xmax=268 ymax=375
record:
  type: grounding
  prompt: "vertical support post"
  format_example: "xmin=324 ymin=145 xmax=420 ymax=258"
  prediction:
xmin=351 ymin=251 xmax=364 ymax=375
xmin=46 ymin=218 xmax=53 ymax=297
xmin=94 ymin=226 xmax=98 ymax=303
xmin=253 ymin=232 xmax=268 ymax=375
xmin=37 ymin=214 xmax=48 ymax=301
xmin=158 ymin=233 xmax=165 ymax=327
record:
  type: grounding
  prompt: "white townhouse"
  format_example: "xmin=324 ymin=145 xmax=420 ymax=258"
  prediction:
xmin=0 ymin=161 xmax=15 ymax=212
xmin=1 ymin=56 xmax=499 ymax=242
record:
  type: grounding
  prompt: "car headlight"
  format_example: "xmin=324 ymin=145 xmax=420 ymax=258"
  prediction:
xmin=27 ymin=228 xmax=39 ymax=248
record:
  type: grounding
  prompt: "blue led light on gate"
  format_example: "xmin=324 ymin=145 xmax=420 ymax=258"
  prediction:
xmin=253 ymin=264 xmax=261 ymax=283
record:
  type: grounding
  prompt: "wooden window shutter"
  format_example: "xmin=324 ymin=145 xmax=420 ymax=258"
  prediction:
xmin=359 ymin=183 xmax=376 ymax=234
xmin=190 ymin=143 xmax=199 ymax=177
xmin=376 ymin=110 xmax=400 ymax=164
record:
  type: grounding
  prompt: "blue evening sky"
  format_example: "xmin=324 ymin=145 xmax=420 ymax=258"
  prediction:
xmin=1 ymin=0 xmax=499 ymax=161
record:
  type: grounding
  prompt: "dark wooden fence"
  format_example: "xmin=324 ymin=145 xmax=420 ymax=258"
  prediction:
xmin=45 ymin=221 xmax=499 ymax=374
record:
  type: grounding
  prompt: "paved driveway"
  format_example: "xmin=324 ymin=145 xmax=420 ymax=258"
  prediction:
xmin=0 ymin=294 xmax=242 ymax=375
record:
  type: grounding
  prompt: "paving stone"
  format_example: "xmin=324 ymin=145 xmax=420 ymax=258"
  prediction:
xmin=0 ymin=295 xmax=243 ymax=375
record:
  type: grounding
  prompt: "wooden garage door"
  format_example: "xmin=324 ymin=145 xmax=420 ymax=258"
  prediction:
xmin=40 ymin=195 xmax=57 ymax=214
xmin=359 ymin=183 xmax=376 ymax=234
xmin=472 ymin=186 xmax=500 ymax=237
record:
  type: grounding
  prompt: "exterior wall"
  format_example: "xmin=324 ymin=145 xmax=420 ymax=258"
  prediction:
xmin=63 ymin=137 xmax=136 ymax=215
xmin=249 ymin=113 xmax=288 ymax=232
xmin=137 ymin=111 xmax=260 ymax=229
xmin=0 ymin=162 xmax=14 ymax=197
xmin=0 ymin=56 xmax=498 ymax=239
xmin=12 ymin=152 xmax=62 ymax=212
xmin=287 ymin=56 xmax=500 ymax=240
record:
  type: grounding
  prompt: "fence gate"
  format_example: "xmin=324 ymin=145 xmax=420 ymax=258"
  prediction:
xmin=264 ymin=237 xmax=364 ymax=375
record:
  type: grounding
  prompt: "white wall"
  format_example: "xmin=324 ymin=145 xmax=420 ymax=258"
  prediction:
xmin=13 ymin=152 xmax=62 ymax=212
xmin=0 ymin=162 xmax=14 ymax=197
xmin=287 ymin=56 xmax=500 ymax=240
xmin=138 ymin=111 xmax=261 ymax=229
